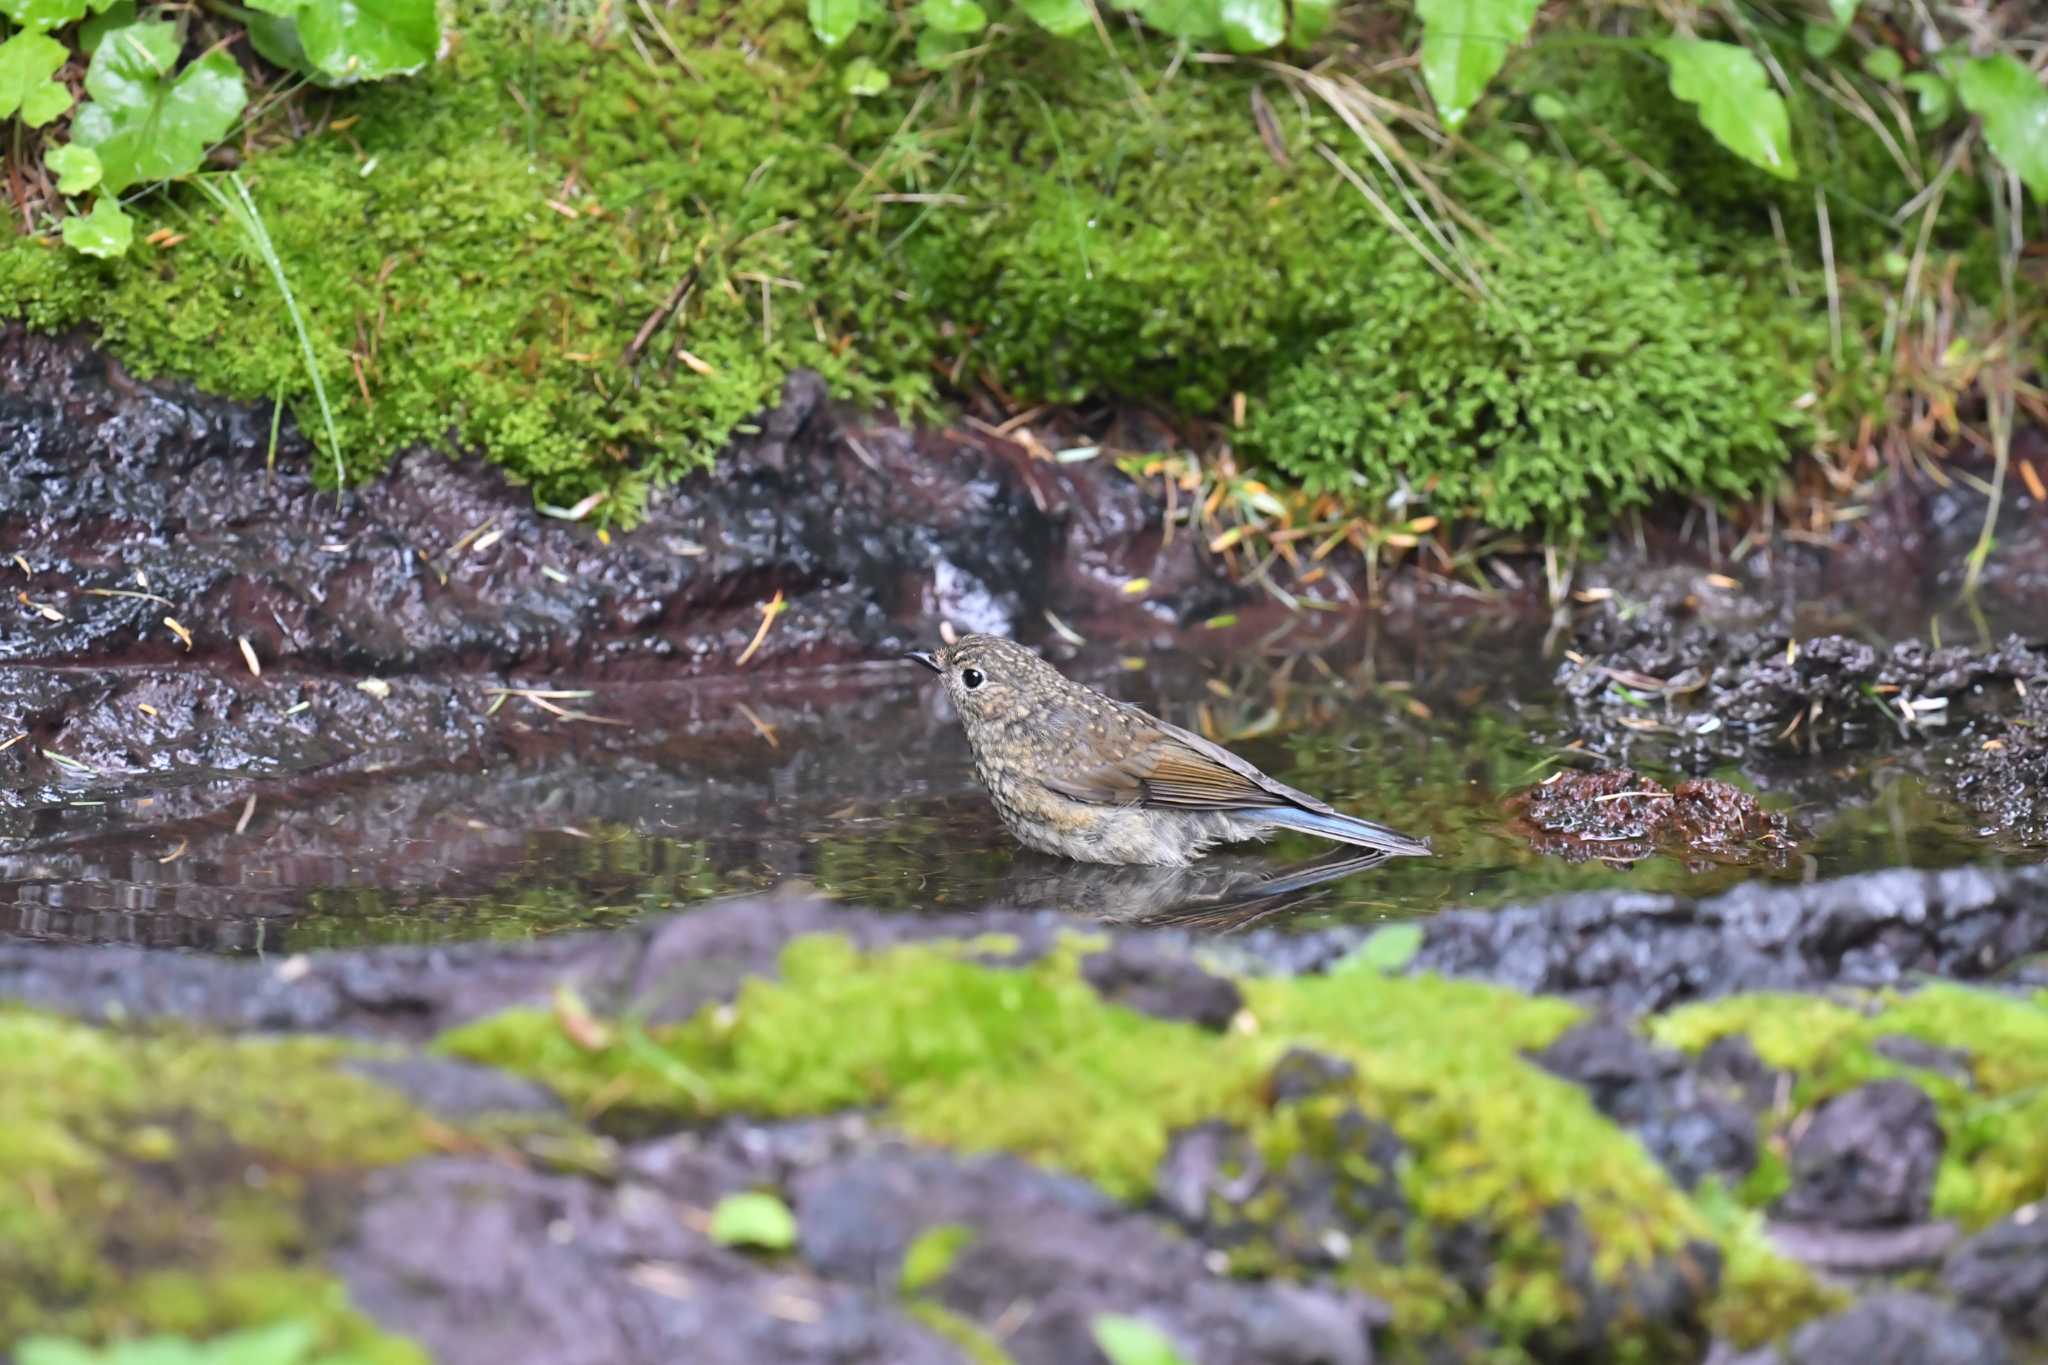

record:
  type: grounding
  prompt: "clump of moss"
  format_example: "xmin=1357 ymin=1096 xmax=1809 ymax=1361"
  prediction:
xmin=1240 ymin=159 xmax=1809 ymax=533
xmin=438 ymin=931 xmax=1830 ymax=1355
xmin=1651 ymin=983 xmax=2048 ymax=1228
xmin=0 ymin=1009 xmax=427 ymax=1359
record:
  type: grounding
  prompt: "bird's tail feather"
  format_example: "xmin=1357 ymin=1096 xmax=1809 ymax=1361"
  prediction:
xmin=1260 ymin=805 xmax=1433 ymax=858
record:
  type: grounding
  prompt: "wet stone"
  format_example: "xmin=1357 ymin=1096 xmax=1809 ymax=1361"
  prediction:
xmin=332 ymin=1156 xmax=960 ymax=1365
xmin=1775 ymin=1080 xmax=1944 ymax=1228
xmin=789 ymin=1141 xmax=1382 ymax=1365
xmin=1941 ymin=1202 xmax=2048 ymax=1342
xmin=1265 ymin=1046 xmax=1358 ymax=1106
xmin=1080 ymin=939 xmax=1244 ymax=1031
xmin=1779 ymin=1290 xmax=2011 ymax=1365
xmin=1528 ymin=1020 xmax=1759 ymax=1189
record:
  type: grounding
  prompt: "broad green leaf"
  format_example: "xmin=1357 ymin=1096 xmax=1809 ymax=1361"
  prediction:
xmin=59 ymin=195 xmax=133 ymax=258
xmin=920 ymin=0 xmax=987 ymax=35
xmin=1288 ymin=0 xmax=1334 ymax=45
xmin=709 ymin=1191 xmax=799 ymax=1250
xmin=1137 ymin=0 xmax=1221 ymax=42
xmin=79 ymin=0 xmax=138 ymax=53
xmin=1530 ymin=92 xmax=1567 ymax=121
xmin=1342 ymin=921 xmax=1424 ymax=975
xmin=808 ymin=0 xmax=865 ymax=47
xmin=842 ymin=54 xmax=890 ymax=95
xmin=300 ymin=0 xmax=437 ymax=82
xmin=1654 ymin=38 xmax=1798 ymax=180
xmin=900 ymin=1223 xmax=977 ymax=1292
xmin=1903 ymin=71 xmax=1953 ymax=124
xmin=47 ymin=143 xmax=103 ymax=194
xmin=1019 ymin=0 xmax=1091 ymax=35
xmin=0 ymin=30 xmax=72 ymax=126
xmin=1860 ymin=46 xmax=1902 ymax=83
xmin=0 ymin=0 xmax=86 ymax=35
xmin=1416 ymin=0 xmax=1542 ymax=129
xmin=1218 ymin=0 xmax=1284 ymax=52
xmin=71 ymin=22 xmax=248 ymax=192
xmin=1955 ymin=53 xmax=2048 ymax=202
xmin=1090 ymin=1315 xmax=1194 ymax=1365
xmin=1828 ymin=0 xmax=1858 ymax=24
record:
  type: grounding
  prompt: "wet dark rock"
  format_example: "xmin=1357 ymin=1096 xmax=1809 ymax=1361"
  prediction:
xmin=1764 ymin=1220 xmax=1959 ymax=1273
xmin=1411 ymin=865 xmax=2048 ymax=1012
xmin=790 ymin=1142 xmax=1383 ymax=1365
xmin=1506 ymin=768 xmax=1794 ymax=868
xmin=344 ymin=1055 xmax=565 ymax=1120
xmin=1941 ymin=1203 xmax=2048 ymax=1341
xmin=1265 ymin=1047 xmax=1358 ymax=1106
xmin=332 ymin=1156 xmax=959 ymax=1365
xmin=1080 ymin=938 xmax=1244 ymax=1030
xmin=1778 ymin=1290 xmax=2011 ymax=1365
xmin=0 ymin=326 xmax=1234 ymax=681
xmin=1158 ymin=1107 xmax=1410 ymax=1270
xmin=1870 ymin=1035 xmax=1975 ymax=1087
xmin=1531 ymin=1204 xmax=1720 ymax=1363
xmin=1949 ymin=681 xmax=2048 ymax=848
xmin=1529 ymin=1020 xmax=1761 ymax=1188
xmin=1775 ymin=1081 xmax=1943 ymax=1228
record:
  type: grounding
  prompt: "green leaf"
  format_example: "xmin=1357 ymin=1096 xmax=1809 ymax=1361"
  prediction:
xmin=1530 ymin=92 xmax=1567 ymax=121
xmin=60 ymin=196 xmax=134 ymax=258
xmin=900 ymin=1223 xmax=977 ymax=1293
xmin=709 ymin=1191 xmax=798 ymax=1250
xmin=1136 ymin=0 xmax=1220 ymax=42
xmin=1860 ymin=46 xmax=1902 ymax=83
xmin=246 ymin=0 xmax=437 ymax=85
xmin=1416 ymin=0 xmax=1542 ymax=129
xmin=47 ymin=143 xmax=103 ymax=194
xmin=1653 ymin=38 xmax=1798 ymax=180
xmin=0 ymin=30 xmax=72 ymax=126
xmin=1218 ymin=0 xmax=1284 ymax=52
xmin=919 ymin=0 xmax=987 ymax=35
xmin=1801 ymin=21 xmax=1844 ymax=59
xmin=1903 ymin=71 xmax=1953 ymax=124
xmin=808 ymin=0 xmax=865 ymax=47
xmin=914 ymin=24 xmax=967 ymax=67
xmin=0 ymin=0 xmax=87 ymax=36
xmin=71 ymin=22 xmax=248 ymax=193
xmin=1955 ymin=53 xmax=2048 ymax=202
xmin=1090 ymin=1314 xmax=1194 ymax=1365
xmin=842 ymin=54 xmax=890 ymax=95
xmin=1018 ymin=0 xmax=1091 ymax=35
xmin=1827 ymin=0 xmax=1859 ymax=24
xmin=18 ymin=1322 xmax=323 ymax=1365
xmin=79 ymin=0 xmax=137 ymax=53
xmin=1287 ymin=0 xmax=1333 ymax=45
xmin=1342 ymin=922 xmax=1425 ymax=975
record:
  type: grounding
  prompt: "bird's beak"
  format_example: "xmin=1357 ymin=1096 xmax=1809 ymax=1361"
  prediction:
xmin=904 ymin=650 xmax=941 ymax=673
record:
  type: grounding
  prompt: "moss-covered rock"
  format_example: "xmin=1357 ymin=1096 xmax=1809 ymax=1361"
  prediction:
xmin=437 ymin=932 xmax=1833 ymax=1357
xmin=0 ymin=1009 xmax=427 ymax=1358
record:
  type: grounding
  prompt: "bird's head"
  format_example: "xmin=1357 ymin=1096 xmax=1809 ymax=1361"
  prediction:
xmin=905 ymin=634 xmax=1061 ymax=728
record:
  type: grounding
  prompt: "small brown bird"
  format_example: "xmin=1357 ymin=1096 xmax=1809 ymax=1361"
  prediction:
xmin=908 ymin=634 xmax=1433 ymax=867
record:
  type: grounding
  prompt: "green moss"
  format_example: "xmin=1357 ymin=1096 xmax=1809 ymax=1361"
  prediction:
xmin=1241 ymin=159 xmax=1811 ymax=533
xmin=0 ymin=0 xmax=1858 ymax=534
xmin=0 ymin=1009 xmax=428 ymax=1359
xmin=438 ymin=932 xmax=1831 ymax=1355
xmin=1651 ymin=983 xmax=2048 ymax=1227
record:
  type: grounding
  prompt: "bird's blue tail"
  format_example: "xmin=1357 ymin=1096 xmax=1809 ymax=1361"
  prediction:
xmin=1260 ymin=805 xmax=1433 ymax=858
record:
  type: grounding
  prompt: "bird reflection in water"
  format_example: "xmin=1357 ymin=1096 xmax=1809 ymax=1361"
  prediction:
xmin=988 ymin=847 xmax=1392 ymax=933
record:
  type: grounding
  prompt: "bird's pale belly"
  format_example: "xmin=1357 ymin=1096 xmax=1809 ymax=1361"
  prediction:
xmin=975 ymin=758 xmax=1261 ymax=866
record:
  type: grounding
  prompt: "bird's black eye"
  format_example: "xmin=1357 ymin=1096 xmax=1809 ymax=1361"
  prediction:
xmin=960 ymin=667 xmax=985 ymax=691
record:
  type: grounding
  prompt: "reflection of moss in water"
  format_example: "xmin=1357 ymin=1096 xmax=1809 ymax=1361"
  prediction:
xmin=1654 ymin=984 xmax=2048 ymax=1229
xmin=0 ymin=1010 xmax=427 ymax=1358
xmin=439 ymin=933 xmax=1833 ymax=1354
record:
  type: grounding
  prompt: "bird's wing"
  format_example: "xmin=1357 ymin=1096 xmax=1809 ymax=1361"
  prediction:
xmin=1037 ymin=703 xmax=1338 ymax=815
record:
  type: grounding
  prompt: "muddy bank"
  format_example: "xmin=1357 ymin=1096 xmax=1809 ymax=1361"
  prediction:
xmin=1 ymin=325 xmax=1244 ymax=682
